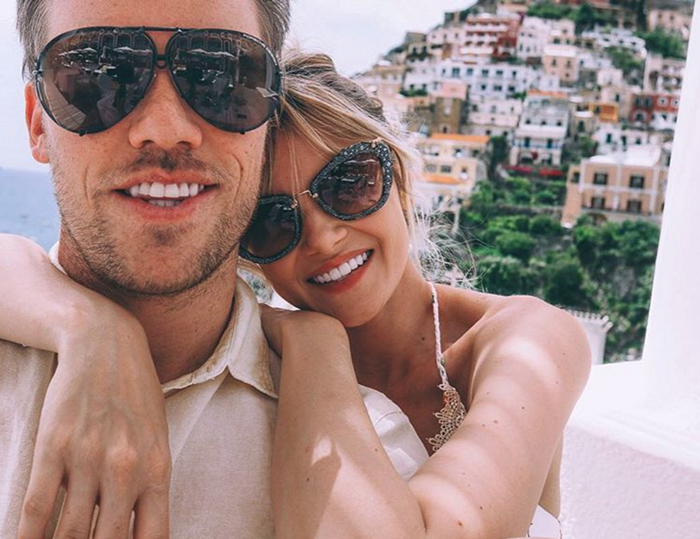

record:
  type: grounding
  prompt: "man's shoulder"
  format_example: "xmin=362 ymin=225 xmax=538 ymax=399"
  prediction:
xmin=0 ymin=338 xmax=55 ymax=361
xmin=0 ymin=339 xmax=56 ymax=391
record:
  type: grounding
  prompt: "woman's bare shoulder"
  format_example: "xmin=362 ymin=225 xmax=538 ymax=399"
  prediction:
xmin=441 ymin=288 xmax=591 ymax=397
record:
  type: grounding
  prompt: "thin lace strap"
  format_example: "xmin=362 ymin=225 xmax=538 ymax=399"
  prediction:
xmin=427 ymin=282 xmax=467 ymax=453
xmin=429 ymin=282 xmax=451 ymax=388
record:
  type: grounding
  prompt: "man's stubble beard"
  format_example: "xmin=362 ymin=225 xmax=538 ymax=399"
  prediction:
xmin=51 ymin=147 xmax=259 ymax=299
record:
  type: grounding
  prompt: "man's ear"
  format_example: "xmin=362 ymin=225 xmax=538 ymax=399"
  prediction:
xmin=25 ymin=83 xmax=50 ymax=164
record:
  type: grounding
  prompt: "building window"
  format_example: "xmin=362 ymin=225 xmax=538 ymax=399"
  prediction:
xmin=571 ymin=171 xmax=581 ymax=183
xmin=627 ymin=199 xmax=642 ymax=213
xmin=547 ymin=138 xmax=554 ymax=149
xmin=593 ymin=172 xmax=608 ymax=185
xmin=481 ymin=69 xmax=489 ymax=76
xmin=524 ymin=137 xmax=531 ymax=148
xmin=451 ymin=67 xmax=460 ymax=78
xmin=440 ymin=165 xmax=452 ymax=173
xmin=630 ymin=175 xmax=645 ymax=189
xmin=466 ymin=68 xmax=474 ymax=76
xmin=426 ymin=164 xmax=437 ymax=173
xmin=591 ymin=196 xmax=606 ymax=209
xmin=659 ymin=97 xmax=668 ymax=106
xmin=552 ymin=58 xmax=557 ymax=66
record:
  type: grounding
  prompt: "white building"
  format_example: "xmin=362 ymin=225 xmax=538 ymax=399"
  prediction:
xmin=543 ymin=44 xmax=580 ymax=85
xmin=465 ymin=97 xmax=523 ymax=141
xmin=581 ymin=27 xmax=647 ymax=58
xmin=644 ymin=53 xmax=685 ymax=93
xmin=510 ymin=91 xmax=569 ymax=166
xmin=353 ymin=61 xmax=407 ymax=102
xmin=413 ymin=133 xmax=488 ymax=213
xmin=597 ymin=66 xmax=624 ymax=88
xmin=517 ymin=16 xmax=576 ymax=61
xmin=592 ymin=124 xmax=656 ymax=155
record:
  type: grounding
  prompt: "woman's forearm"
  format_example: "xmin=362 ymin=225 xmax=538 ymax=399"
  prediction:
xmin=0 ymin=234 xmax=134 ymax=352
xmin=272 ymin=316 xmax=427 ymax=539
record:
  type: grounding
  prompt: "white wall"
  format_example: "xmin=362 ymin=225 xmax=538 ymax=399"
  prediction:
xmin=559 ymin=5 xmax=700 ymax=537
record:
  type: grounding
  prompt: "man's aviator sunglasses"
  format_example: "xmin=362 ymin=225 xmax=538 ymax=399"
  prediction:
xmin=240 ymin=140 xmax=394 ymax=264
xmin=33 ymin=26 xmax=282 ymax=136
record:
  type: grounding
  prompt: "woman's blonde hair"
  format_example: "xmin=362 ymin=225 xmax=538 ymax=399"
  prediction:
xmin=266 ymin=49 xmax=423 ymax=252
xmin=241 ymin=48 xmax=471 ymax=288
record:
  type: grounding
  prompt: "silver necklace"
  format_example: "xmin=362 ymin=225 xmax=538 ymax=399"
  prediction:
xmin=426 ymin=282 xmax=467 ymax=453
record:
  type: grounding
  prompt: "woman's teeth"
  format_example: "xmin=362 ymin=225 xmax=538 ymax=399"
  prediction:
xmin=312 ymin=252 xmax=369 ymax=284
xmin=126 ymin=182 xmax=206 ymax=207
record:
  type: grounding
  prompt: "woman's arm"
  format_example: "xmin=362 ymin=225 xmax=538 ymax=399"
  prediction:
xmin=265 ymin=296 xmax=590 ymax=539
xmin=0 ymin=234 xmax=170 ymax=539
xmin=263 ymin=307 xmax=426 ymax=539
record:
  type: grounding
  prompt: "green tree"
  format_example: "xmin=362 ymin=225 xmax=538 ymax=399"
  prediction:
xmin=474 ymin=256 xmax=536 ymax=296
xmin=527 ymin=1 xmax=575 ymax=20
xmin=638 ymin=28 xmax=687 ymax=59
xmin=615 ymin=220 xmax=660 ymax=271
xmin=606 ymin=46 xmax=645 ymax=76
xmin=487 ymin=135 xmax=509 ymax=181
xmin=575 ymin=3 xmax=597 ymax=34
xmin=529 ymin=215 xmax=563 ymax=237
xmin=495 ymin=231 xmax=536 ymax=263
xmin=542 ymin=253 xmax=592 ymax=309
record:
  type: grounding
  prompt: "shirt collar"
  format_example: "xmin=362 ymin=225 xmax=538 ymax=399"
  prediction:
xmin=49 ymin=243 xmax=278 ymax=399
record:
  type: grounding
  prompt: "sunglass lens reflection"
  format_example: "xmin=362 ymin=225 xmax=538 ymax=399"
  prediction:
xmin=38 ymin=29 xmax=155 ymax=134
xmin=318 ymin=153 xmax=384 ymax=216
xmin=244 ymin=200 xmax=298 ymax=260
xmin=168 ymin=30 xmax=277 ymax=133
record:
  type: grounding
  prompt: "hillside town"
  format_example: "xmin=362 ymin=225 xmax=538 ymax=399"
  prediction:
xmin=353 ymin=0 xmax=693 ymax=362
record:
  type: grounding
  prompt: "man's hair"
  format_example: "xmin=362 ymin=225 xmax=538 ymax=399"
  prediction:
xmin=16 ymin=0 xmax=291 ymax=79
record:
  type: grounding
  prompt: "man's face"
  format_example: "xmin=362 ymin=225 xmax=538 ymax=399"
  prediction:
xmin=26 ymin=0 xmax=267 ymax=296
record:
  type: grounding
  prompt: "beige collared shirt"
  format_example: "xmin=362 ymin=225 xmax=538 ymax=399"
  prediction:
xmin=0 ymin=273 xmax=425 ymax=538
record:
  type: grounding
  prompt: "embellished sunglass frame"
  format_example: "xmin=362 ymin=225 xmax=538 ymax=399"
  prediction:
xmin=240 ymin=140 xmax=395 ymax=265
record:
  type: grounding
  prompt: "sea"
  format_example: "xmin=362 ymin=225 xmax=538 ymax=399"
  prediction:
xmin=0 ymin=168 xmax=59 ymax=250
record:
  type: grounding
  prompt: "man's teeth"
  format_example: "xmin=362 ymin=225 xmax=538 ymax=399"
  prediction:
xmin=127 ymin=182 xmax=205 ymax=201
xmin=313 ymin=252 xmax=369 ymax=284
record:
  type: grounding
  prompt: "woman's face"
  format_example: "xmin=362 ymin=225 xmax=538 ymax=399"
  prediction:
xmin=259 ymin=132 xmax=411 ymax=328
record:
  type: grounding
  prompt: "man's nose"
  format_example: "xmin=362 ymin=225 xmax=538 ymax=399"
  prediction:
xmin=127 ymin=70 xmax=204 ymax=151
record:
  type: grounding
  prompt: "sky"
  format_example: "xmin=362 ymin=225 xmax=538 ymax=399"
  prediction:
xmin=0 ymin=0 xmax=474 ymax=172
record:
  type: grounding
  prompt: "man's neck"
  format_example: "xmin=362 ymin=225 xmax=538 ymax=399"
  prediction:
xmin=122 ymin=274 xmax=237 ymax=383
xmin=57 ymin=244 xmax=239 ymax=384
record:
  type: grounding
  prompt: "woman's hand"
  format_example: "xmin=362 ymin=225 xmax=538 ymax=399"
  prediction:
xmin=19 ymin=305 xmax=171 ymax=539
xmin=260 ymin=305 xmax=348 ymax=358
